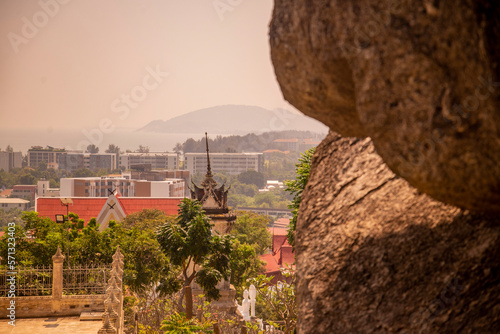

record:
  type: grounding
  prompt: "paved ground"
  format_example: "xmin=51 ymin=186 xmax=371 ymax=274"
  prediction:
xmin=0 ymin=316 xmax=102 ymax=334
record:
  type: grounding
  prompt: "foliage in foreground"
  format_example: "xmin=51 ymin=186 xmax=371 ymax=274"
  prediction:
xmin=0 ymin=211 xmax=176 ymax=294
xmin=250 ymin=269 xmax=297 ymax=334
xmin=157 ymin=199 xmax=233 ymax=308
xmin=285 ymin=147 xmax=315 ymax=248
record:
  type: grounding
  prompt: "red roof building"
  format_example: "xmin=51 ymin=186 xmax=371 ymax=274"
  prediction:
xmin=36 ymin=195 xmax=183 ymax=230
xmin=260 ymin=227 xmax=295 ymax=283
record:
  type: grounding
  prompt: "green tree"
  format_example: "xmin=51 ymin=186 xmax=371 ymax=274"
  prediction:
xmin=250 ymin=270 xmax=297 ymax=334
xmin=37 ymin=160 xmax=48 ymax=172
xmin=160 ymin=312 xmax=212 ymax=333
xmin=19 ymin=173 xmax=36 ymax=185
xmin=105 ymin=144 xmax=120 ymax=154
xmin=0 ymin=208 xmax=23 ymax=228
xmin=173 ymin=142 xmax=183 ymax=153
xmin=86 ymin=144 xmax=99 ymax=153
xmin=227 ymin=193 xmax=253 ymax=208
xmin=156 ymin=199 xmax=233 ymax=311
xmin=285 ymin=147 xmax=315 ymax=248
xmin=137 ymin=145 xmax=150 ymax=153
xmin=0 ymin=212 xmax=175 ymax=294
xmin=237 ymin=170 xmax=266 ymax=189
xmin=231 ymin=212 xmax=271 ymax=255
xmin=121 ymin=208 xmax=174 ymax=231
xmin=254 ymin=192 xmax=279 ymax=208
xmin=72 ymin=168 xmax=94 ymax=177
xmin=230 ymin=239 xmax=264 ymax=297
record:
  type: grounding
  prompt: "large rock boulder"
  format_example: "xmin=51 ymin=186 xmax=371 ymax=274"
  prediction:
xmin=296 ymin=132 xmax=500 ymax=333
xmin=270 ymin=0 xmax=500 ymax=212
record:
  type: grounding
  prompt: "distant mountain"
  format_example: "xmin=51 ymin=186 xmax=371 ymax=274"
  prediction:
xmin=137 ymin=105 xmax=328 ymax=134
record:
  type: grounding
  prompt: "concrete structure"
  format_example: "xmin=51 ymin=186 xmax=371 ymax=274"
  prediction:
xmin=129 ymin=170 xmax=191 ymax=196
xmin=37 ymin=179 xmax=60 ymax=197
xmin=89 ymin=154 xmax=117 ymax=171
xmin=0 ymin=151 xmax=22 ymax=172
xmin=185 ymin=152 xmax=263 ymax=176
xmin=119 ymin=152 xmax=178 ymax=170
xmin=273 ymin=138 xmax=321 ymax=152
xmin=0 ymin=198 xmax=30 ymax=211
xmin=59 ymin=153 xmax=117 ymax=172
xmin=28 ymin=147 xmax=117 ymax=172
xmin=28 ymin=146 xmax=66 ymax=168
xmin=11 ymin=185 xmax=37 ymax=202
xmin=60 ymin=177 xmax=185 ymax=198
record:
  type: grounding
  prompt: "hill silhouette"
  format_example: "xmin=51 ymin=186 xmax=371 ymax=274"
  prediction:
xmin=138 ymin=105 xmax=328 ymax=135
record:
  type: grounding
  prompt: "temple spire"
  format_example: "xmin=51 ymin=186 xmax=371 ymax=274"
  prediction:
xmin=205 ymin=132 xmax=212 ymax=177
xmin=201 ymin=132 xmax=217 ymax=189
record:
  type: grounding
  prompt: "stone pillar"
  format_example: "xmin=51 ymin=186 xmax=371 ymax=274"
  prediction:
xmin=52 ymin=247 xmax=65 ymax=299
xmin=98 ymin=313 xmax=117 ymax=334
xmin=109 ymin=246 xmax=124 ymax=334
xmin=207 ymin=215 xmax=237 ymax=313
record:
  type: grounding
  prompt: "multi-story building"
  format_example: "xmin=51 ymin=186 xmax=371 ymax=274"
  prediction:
xmin=28 ymin=146 xmax=66 ymax=168
xmin=272 ymin=138 xmax=322 ymax=152
xmin=60 ymin=177 xmax=185 ymax=198
xmin=0 ymin=198 xmax=30 ymax=211
xmin=89 ymin=153 xmax=117 ymax=171
xmin=0 ymin=151 xmax=22 ymax=172
xmin=11 ymin=185 xmax=37 ymax=202
xmin=58 ymin=152 xmax=85 ymax=172
xmin=272 ymin=138 xmax=300 ymax=151
xmin=119 ymin=153 xmax=178 ymax=170
xmin=37 ymin=179 xmax=60 ymax=197
xmin=28 ymin=147 xmax=117 ymax=172
xmin=59 ymin=152 xmax=117 ymax=172
xmin=184 ymin=152 xmax=263 ymax=176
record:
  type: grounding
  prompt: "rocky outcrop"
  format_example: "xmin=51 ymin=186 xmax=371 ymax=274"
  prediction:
xmin=296 ymin=132 xmax=500 ymax=333
xmin=270 ymin=0 xmax=500 ymax=212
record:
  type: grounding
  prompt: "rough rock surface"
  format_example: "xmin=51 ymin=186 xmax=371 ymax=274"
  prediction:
xmin=296 ymin=131 xmax=500 ymax=333
xmin=270 ymin=0 xmax=500 ymax=212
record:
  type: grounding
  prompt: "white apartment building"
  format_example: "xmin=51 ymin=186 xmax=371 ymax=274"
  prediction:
xmin=119 ymin=152 xmax=178 ymax=170
xmin=184 ymin=152 xmax=263 ymax=176
xmin=0 ymin=198 xmax=30 ymax=211
xmin=28 ymin=147 xmax=116 ymax=171
xmin=60 ymin=177 xmax=185 ymax=198
xmin=28 ymin=147 xmax=66 ymax=168
xmin=0 ymin=151 xmax=22 ymax=172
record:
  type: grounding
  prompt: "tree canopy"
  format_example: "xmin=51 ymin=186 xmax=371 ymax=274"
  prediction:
xmin=285 ymin=147 xmax=315 ymax=247
xmin=237 ymin=170 xmax=266 ymax=189
xmin=156 ymin=199 xmax=233 ymax=306
xmin=231 ymin=211 xmax=272 ymax=255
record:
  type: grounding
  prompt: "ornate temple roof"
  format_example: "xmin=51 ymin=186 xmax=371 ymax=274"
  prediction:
xmin=190 ymin=133 xmax=230 ymax=215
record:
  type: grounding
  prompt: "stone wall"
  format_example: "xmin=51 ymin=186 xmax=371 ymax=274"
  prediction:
xmin=295 ymin=132 xmax=500 ymax=333
xmin=270 ymin=0 xmax=500 ymax=212
xmin=0 ymin=295 xmax=105 ymax=318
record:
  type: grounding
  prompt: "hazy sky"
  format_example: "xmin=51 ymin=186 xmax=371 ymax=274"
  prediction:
xmin=0 ymin=0 xmax=292 ymax=132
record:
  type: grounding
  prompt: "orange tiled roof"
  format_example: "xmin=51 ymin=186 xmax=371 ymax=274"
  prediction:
xmin=0 ymin=189 xmax=12 ymax=197
xmin=36 ymin=197 xmax=182 ymax=224
xmin=260 ymin=229 xmax=295 ymax=279
xmin=261 ymin=253 xmax=281 ymax=273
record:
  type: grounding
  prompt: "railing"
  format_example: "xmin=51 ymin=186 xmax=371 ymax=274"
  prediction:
xmin=0 ymin=262 xmax=112 ymax=297
xmin=63 ymin=264 xmax=111 ymax=295
xmin=0 ymin=265 xmax=53 ymax=297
